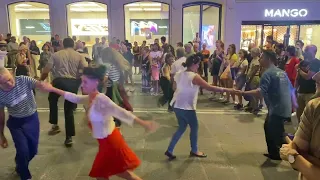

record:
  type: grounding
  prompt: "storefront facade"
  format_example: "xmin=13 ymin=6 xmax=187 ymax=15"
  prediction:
xmin=234 ymin=1 xmax=320 ymax=57
xmin=0 ymin=0 xmax=230 ymax=49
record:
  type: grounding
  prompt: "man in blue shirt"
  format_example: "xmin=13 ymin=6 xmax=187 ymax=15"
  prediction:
xmin=239 ymin=50 xmax=298 ymax=160
xmin=0 ymin=68 xmax=44 ymax=180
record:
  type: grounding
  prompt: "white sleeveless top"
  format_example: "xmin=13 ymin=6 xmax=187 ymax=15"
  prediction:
xmin=170 ymin=71 xmax=199 ymax=110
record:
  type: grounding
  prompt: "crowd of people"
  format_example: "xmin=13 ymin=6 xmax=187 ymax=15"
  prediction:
xmin=1 ymin=31 xmax=320 ymax=180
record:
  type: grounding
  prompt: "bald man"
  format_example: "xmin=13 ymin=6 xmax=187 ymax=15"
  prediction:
xmin=0 ymin=68 xmax=44 ymax=180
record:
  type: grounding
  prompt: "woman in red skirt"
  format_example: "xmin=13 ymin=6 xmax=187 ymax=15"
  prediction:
xmin=42 ymin=65 xmax=158 ymax=180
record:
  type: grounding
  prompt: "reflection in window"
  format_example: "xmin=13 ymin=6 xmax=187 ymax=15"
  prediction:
xmin=124 ymin=2 xmax=169 ymax=45
xmin=202 ymin=5 xmax=220 ymax=52
xmin=300 ymin=25 xmax=320 ymax=58
xmin=8 ymin=2 xmax=50 ymax=47
xmin=183 ymin=6 xmax=200 ymax=45
xmin=67 ymin=2 xmax=108 ymax=55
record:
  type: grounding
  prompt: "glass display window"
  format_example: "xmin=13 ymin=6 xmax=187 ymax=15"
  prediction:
xmin=8 ymin=2 xmax=50 ymax=47
xmin=66 ymin=1 xmax=108 ymax=56
xmin=183 ymin=2 xmax=222 ymax=51
xmin=241 ymin=22 xmax=320 ymax=58
xmin=124 ymin=2 xmax=169 ymax=46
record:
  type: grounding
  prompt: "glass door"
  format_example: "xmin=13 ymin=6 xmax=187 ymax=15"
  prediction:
xmin=273 ymin=26 xmax=288 ymax=45
xmin=201 ymin=5 xmax=220 ymax=52
xmin=263 ymin=26 xmax=273 ymax=46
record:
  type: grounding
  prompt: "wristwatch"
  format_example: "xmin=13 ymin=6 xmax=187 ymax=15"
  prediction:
xmin=288 ymin=153 xmax=299 ymax=164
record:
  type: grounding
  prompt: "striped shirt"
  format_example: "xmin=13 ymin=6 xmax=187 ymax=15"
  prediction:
xmin=106 ymin=64 xmax=121 ymax=87
xmin=0 ymin=76 xmax=37 ymax=118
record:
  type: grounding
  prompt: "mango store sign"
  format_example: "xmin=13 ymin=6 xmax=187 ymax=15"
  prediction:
xmin=264 ymin=9 xmax=308 ymax=18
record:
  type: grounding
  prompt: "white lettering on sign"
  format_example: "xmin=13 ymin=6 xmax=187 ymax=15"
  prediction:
xmin=264 ymin=9 xmax=308 ymax=18
xmin=158 ymin=26 xmax=167 ymax=28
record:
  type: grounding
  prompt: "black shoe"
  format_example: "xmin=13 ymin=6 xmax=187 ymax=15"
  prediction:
xmin=48 ymin=125 xmax=61 ymax=135
xmin=259 ymin=104 xmax=263 ymax=109
xmin=165 ymin=151 xmax=176 ymax=161
xmin=64 ymin=137 xmax=73 ymax=147
xmin=234 ymin=103 xmax=243 ymax=110
xmin=263 ymin=153 xmax=282 ymax=160
xmin=190 ymin=151 xmax=207 ymax=158
xmin=252 ymin=109 xmax=260 ymax=116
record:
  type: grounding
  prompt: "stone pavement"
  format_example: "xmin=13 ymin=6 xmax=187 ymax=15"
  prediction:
xmin=0 ymin=88 xmax=298 ymax=180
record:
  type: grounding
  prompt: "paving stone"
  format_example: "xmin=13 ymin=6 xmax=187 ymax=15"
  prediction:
xmin=0 ymin=89 xmax=299 ymax=180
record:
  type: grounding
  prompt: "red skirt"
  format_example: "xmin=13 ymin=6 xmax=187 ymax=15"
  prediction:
xmin=89 ymin=129 xmax=141 ymax=178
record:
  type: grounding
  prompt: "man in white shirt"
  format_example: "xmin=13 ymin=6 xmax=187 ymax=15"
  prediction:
xmin=171 ymin=48 xmax=186 ymax=80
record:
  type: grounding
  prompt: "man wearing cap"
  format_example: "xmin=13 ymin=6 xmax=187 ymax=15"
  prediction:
xmin=0 ymin=67 xmax=46 ymax=180
xmin=280 ymin=71 xmax=320 ymax=180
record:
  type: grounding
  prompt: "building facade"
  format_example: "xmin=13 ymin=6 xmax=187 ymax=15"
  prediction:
xmin=0 ymin=0 xmax=319 ymax=56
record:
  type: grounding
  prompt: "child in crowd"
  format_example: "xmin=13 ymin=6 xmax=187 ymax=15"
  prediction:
xmin=149 ymin=43 xmax=162 ymax=96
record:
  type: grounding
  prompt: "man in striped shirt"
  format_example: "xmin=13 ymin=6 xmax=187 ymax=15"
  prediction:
xmin=40 ymin=37 xmax=88 ymax=147
xmin=0 ymin=68 xmax=44 ymax=180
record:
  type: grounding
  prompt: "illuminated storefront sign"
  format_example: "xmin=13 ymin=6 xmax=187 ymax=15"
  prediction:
xmin=264 ymin=9 xmax=308 ymax=18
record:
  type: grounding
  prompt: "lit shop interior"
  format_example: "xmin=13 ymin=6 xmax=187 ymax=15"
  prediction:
xmin=124 ymin=2 xmax=169 ymax=46
xmin=66 ymin=1 xmax=108 ymax=55
xmin=8 ymin=2 xmax=51 ymax=48
xmin=240 ymin=21 xmax=320 ymax=57
xmin=182 ymin=2 xmax=221 ymax=53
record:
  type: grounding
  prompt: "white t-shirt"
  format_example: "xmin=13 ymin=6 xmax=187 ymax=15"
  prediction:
xmin=171 ymin=57 xmax=187 ymax=75
xmin=170 ymin=71 xmax=199 ymax=110
xmin=150 ymin=51 xmax=162 ymax=59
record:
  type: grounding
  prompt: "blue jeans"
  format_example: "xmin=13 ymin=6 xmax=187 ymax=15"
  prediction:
xmin=167 ymin=108 xmax=198 ymax=153
xmin=7 ymin=112 xmax=40 ymax=180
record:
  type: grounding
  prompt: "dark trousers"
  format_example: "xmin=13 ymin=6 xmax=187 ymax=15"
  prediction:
xmin=264 ymin=114 xmax=286 ymax=158
xmin=106 ymin=86 xmax=122 ymax=127
xmin=48 ymin=78 xmax=80 ymax=137
xmin=7 ymin=112 xmax=39 ymax=180
xmin=203 ymin=62 xmax=208 ymax=77
xmin=159 ymin=76 xmax=173 ymax=109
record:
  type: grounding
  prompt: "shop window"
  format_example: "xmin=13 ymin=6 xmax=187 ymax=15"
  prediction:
xmin=66 ymin=2 xmax=108 ymax=55
xmin=124 ymin=2 xmax=169 ymax=46
xmin=183 ymin=6 xmax=200 ymax=46
xmin=240 ymin=25 xmax=262 ymax=51
xmin=263 ymin=26 xmax=273 ymax=46
xmin=183 ymin=2 xmax=221 ymax=52
xmin=201 ymin=5 xmax=220 ymax=52
xmin=8 ymin=2 xmax=50 ymax=47
xmin=300 ymin=25 xmax=320 ymax=58
xmin=289 ymin=25 xmax=299 ymax=46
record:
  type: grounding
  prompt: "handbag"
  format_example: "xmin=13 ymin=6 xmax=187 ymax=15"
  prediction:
xmin=220 ymin=65 xmax=231 ymax=80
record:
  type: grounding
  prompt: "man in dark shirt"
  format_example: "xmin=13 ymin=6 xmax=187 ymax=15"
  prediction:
xmin=296 ymin=61 xmax=316 ymax=122
xmin=239 ymin=49 xmax=297 ymax=160
xmin=297 ymin=45 xmax=320 ymax=120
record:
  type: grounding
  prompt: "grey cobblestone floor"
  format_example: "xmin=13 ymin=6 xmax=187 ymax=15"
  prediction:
xmin=0 ymin=88 xmax=298 ymax=180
